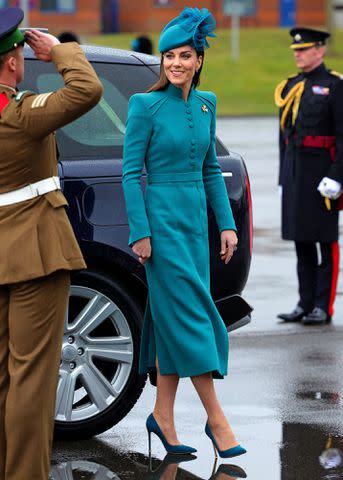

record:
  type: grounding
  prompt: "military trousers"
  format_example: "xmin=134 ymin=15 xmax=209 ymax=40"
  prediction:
xmin=0 ymin=270 xmax=70 ymax=480
xmin=296 ymin=241 xmax=339 ymax=317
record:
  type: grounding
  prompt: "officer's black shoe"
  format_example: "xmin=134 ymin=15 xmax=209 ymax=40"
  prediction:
xmin=277 ymin=306 xmax=308 ymax=323
xmin=302 ymin=307 xmax=331 ymax=325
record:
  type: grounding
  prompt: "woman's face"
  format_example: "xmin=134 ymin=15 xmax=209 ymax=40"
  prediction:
xmin=163 ymin=45 xmax=202 ymax=89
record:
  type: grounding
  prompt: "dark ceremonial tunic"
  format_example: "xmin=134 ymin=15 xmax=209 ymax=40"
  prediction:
xmin=278 ymin=63 xmax=343 ymax=242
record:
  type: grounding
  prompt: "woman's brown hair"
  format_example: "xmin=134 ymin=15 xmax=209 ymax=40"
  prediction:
xmin=147 ymin=49 xmax=205 ymax=93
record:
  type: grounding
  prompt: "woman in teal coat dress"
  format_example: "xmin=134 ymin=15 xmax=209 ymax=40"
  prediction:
xmin=123 ymin=7 xmax=246 ymax=459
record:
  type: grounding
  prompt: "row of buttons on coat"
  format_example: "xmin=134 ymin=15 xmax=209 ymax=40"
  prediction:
xmin=186 ymin=104 xmax=196 ymax=166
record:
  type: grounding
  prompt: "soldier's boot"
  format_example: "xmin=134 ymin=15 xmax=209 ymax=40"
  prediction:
xmin=302 ymin=307 xmax=331 ymax=325
xmin=277 ymin=305 xmax=308 ymax=323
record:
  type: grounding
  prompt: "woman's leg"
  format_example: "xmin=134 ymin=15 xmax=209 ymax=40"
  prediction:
xmin=191 ymin=373 xmax=239 ymax=451
xmin=153 ymin=361 xmax=181 ymax=445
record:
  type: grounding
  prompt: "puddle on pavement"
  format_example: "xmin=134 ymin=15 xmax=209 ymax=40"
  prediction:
xmin=280 ymin=423 xmax=343 ymax=480
xmin=51 ymin=424 xmax=343 ymax=479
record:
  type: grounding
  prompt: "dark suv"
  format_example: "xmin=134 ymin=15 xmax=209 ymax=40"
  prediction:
xmin=22 ymin=45 xmax=252 ymax=440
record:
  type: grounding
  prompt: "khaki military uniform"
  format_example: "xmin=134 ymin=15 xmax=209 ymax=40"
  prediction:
xmin=0 ymin=42 xmax=103 ymax=480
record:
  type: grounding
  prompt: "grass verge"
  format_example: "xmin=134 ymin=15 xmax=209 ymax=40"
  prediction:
xmin=88 ymin=28 xmax=343 ymax=116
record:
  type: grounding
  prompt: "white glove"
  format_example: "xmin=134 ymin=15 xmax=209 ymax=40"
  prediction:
xmin=317 ymin=177 xmax=342 ymax=200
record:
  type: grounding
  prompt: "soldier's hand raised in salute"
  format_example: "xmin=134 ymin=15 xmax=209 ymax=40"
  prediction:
xmin=25 ymin=29 xmax=60 ymax=62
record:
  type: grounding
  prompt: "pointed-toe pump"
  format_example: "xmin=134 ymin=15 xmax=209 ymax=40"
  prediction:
xmin=205 ymin=422 xmax=246 ymax=459
xmin=146 ymin=413 xmax=197 ymax=455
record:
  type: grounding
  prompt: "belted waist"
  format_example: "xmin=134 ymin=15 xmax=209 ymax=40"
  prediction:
xmin=302 ymin=135 xmax=336 ymax=149
xmin=0 ymin=176 xmax=61 ymax=207
xmin=147 ymin=172 xmax=203 ymax=184
xmin=285 ymin=135 xmax=336 ymax=147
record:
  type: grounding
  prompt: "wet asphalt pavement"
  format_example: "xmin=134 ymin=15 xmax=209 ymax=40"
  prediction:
xmin=52 ymin=118 xmax=343 ymax=479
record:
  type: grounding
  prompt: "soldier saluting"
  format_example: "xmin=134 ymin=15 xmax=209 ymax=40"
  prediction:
xmin=275 ymin=28 xmax=343 ymax=325
xmin=0 ymin=8 xmax=102 ymax=480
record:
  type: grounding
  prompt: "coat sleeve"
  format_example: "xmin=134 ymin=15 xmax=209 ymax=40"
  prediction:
xmin=328 ymin=80 xmax=343 ymax=183
xmin=202 ymin=93 xmax=237 ymax=233
xmin=122 ymin=94 xmax=152 ymax=246
xmin=14 ymin=43 xmax=103 ymax=138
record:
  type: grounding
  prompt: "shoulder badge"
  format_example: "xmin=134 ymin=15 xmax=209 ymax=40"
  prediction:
xmin=31 ymin=92 xmax=53 ymax=109
xmin=330 ymin=70 xmax=343 ymax=79
xmin=15 ymin=90 xmax=32 ymax=102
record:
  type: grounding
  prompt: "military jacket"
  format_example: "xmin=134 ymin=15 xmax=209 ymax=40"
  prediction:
xmin=277 ymin=63 xmax=343 ymax=242
xmin=0 ymin=43 xmax=103 ymax=284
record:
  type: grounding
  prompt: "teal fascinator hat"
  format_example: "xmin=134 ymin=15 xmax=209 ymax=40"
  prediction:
xmin=158 ymin=7 xmax=216 ymax=53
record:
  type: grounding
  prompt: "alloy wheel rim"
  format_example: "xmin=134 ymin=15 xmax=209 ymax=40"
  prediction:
xmin=55 ymin=286 xmax=134 ymax=423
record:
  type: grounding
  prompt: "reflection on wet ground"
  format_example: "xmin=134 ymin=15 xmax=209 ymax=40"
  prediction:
xmin=51 ymin=330 xmax=343 ymax=480
xmin=51 ymin=440 xmax=247 ymax=479
xmin=281 ymin=425 xmax=343 ymax=480
xmin=52 ymin=426 xmax=343 ymax=479
xmin=51 ymin=428 xmax=343 ymax=479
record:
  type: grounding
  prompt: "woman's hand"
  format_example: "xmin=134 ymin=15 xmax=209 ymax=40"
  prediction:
xmin=220 ymin=230 xmax=238 ymax=264
xmin=132 ymin=237 xmax=152 ymax=265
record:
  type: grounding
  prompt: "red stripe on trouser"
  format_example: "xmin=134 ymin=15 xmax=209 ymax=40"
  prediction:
xmin=328 ymin=241 xmax=339 ymax=317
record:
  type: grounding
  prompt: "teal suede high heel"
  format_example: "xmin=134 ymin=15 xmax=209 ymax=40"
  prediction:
xmin=205 ymin=422 xmax=246 ymax=459
xmin=146 ymin=413 xmax=197 ymax=455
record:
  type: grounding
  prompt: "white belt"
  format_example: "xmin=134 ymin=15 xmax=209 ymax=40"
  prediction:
xmin=0 ymin=176 xmax=61 ymax=207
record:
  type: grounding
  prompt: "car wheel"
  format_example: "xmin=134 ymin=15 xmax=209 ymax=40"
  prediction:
xmin=54 ymin=269 xmax=146 ymax=440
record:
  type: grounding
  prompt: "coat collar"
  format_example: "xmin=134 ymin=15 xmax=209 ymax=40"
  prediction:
xmin=0 ymin=83 xmax=16 ymax=93
xmin=303 ymin=62 xmax=327 ymax=79
xmin=165 ymin=83 xmax=195 ymax=102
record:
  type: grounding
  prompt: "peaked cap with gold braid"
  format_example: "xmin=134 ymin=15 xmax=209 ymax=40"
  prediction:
xmin=274 ymin=76 xmax=305 ymax=131
xmin=289 ymin=27 xmax=330 ymax=50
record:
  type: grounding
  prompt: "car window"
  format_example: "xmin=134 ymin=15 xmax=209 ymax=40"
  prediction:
xmin=23 ymin=60 xmax=159 ymax=160
xmin=37 ymin=74 xmax=126 ymax=147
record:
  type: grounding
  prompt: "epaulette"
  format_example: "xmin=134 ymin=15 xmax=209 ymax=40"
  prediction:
xmin=15 ymin=90 xmax=33 ymax=103
xmin=287 ymin=73 xmax=299 ymax=80
xmin=329 ymin=70 xmax=343 ymax=79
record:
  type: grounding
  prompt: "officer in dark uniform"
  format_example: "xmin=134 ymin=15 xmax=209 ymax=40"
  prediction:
xmin=275 ymin=28 xmax=343 ymax=325
xmin=0 ymin=8 xmax=102 ymax=480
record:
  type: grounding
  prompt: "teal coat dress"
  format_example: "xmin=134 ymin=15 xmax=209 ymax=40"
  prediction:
xmin=122 ymin=83 xmax=236 ymax=378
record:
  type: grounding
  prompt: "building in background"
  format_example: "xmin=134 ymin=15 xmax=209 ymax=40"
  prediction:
xmin=118 ymin=0 xmax=327 ymax=31
xmin=0 ymin=0 xmax=328 ymax=35
xmin=1 ymin=0 xmax=105 ymax=35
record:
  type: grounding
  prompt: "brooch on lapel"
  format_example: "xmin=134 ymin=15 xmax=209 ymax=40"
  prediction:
xmin=201 ymin=104 xmax=208 ymax=113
